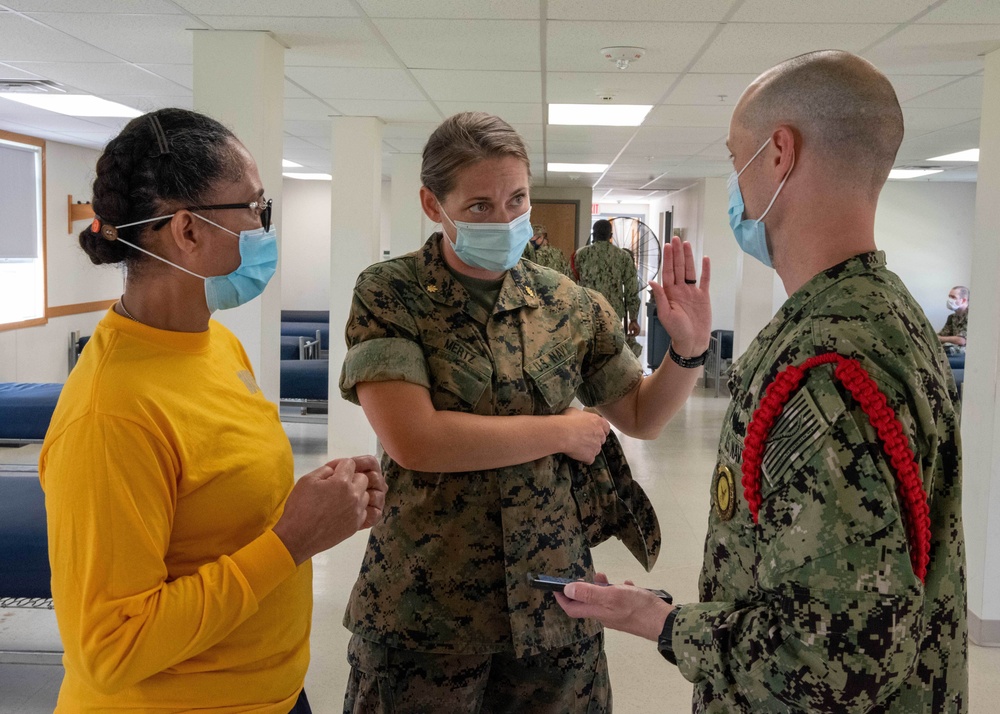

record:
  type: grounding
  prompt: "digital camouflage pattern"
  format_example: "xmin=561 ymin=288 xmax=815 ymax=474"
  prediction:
xmin=339 ymin=233 xmax=644 ymax=659
xmin=525 ymin=243 xmax=574 ymax=280
xmin=343 ymin=632 xmax=610 ymax=714
xmin=670 ymin=252 xmax=968 ymax=713
xmin=939 ymin=309 xmax=968 ymax=355
xmin=574 ymin=240 xmax=643 ymax=357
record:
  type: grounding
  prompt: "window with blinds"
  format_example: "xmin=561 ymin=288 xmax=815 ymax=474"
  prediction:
xmin=0 ymin=131 xmax=46 ymax=327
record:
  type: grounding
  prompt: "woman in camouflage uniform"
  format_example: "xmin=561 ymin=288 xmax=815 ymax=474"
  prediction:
xmin=339 ymin=112 xmax=712 ymax=713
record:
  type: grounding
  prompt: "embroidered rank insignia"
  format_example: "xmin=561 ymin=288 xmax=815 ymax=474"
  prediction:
xmin=525 ymin=286 xmax=536 ymax=297
xmin=426 ymin=284 xmax=438 ymax=293
xmin=714 ymin=464 xmax=736 ymax=521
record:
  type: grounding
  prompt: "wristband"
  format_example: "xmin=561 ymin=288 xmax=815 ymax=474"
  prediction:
xmin=657 ymin=606 xmax=680 ymax=664
xmin=668 ymin=344 xmax=709 ymax=368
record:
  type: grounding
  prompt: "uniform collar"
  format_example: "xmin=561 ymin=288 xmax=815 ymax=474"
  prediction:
xmin=416 ymin=233 xmax=541 ymax=318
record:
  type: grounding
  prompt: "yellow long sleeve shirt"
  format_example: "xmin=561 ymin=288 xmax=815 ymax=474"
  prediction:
xmin=39 ymin=308 xmax=312 ymax=713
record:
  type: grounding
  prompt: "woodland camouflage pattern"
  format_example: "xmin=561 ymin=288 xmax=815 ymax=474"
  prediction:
xmin=574 ymin=240 xmax=643 ymax=357
xmin=671 ymin=252 xmax=968 ymax=713
xmin=939 ymin=309 xmax=968 ymax=355
xmin=339 ymin=233 xmax=644 ymax=659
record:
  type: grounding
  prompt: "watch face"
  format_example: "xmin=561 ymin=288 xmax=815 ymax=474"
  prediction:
xmin=714 ymin=464 xmax=736 ymax=521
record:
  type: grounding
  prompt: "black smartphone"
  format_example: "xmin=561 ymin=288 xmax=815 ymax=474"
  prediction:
xmin=527 ymin=572 xmax=673 ymax=604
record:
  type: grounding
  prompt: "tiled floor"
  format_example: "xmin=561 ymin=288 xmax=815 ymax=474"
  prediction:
xmin=2 ymin=392 xmax=998 ymax=712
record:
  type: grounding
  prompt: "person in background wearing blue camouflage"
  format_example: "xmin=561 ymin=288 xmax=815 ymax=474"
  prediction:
xmin=339 ymin=111 xmax=712 ymax=713
xmin=556 ymin=50 xmax=968 ymax=713
xmin=575 ymin=220 xmax=644 ymax=358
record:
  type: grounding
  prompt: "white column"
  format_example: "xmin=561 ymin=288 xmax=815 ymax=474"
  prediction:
xmin=389 ymin=154 xmax=424 ymax=258
xmin=328 ymin=117 xmax=382 ymax=455
xmin=963 ymin=47 xmax=1000 ymax=646
xmin=192 ymin=31 xmax=284 ymax=401
xmin=732 ymin=253 xmax=782 ymax=359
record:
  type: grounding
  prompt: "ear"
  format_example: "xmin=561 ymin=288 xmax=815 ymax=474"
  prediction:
xmin=419 ymin=186 xmax=443 ymax=224
xmin=166 ymin=209 xmax=203 ymax=257
xmin=770 ymin=125 xmax=797 ymax=181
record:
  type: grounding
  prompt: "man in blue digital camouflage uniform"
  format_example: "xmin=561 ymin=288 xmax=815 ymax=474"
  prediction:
xmin=556 ymin=50 xmax=968 ymax=713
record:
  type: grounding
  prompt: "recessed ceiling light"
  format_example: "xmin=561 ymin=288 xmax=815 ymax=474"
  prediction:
xmin=927 ymin=148 xmax=979 ymax=162
xmin=0 ymin=93 xmax=141 ymax=118
xmin=548 ymin=163 xmax=609 ymax=173
xmin=283 ymin=172 xmax=333 ymax=180
xmin=282 ymin=159 xmax=303 ymax=168
xmin=548 ymin=104 xmax=652 ymax=127
xmin=888 ymin=168 xmax=943 ymax=180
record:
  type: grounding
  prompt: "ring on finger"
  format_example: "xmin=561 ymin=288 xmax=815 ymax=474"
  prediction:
xmin=684 ymin=279 xmax=697 ymax=285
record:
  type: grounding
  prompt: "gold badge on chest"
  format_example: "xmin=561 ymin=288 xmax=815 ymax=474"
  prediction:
xmin=714 ymin=464 xmax=736 ymax=521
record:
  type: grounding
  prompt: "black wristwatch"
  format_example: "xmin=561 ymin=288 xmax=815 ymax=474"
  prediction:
xmin=657 ymin=606 xmax=680 ymax=665
xmin=668 ymin=345 xmax=709 ymax=368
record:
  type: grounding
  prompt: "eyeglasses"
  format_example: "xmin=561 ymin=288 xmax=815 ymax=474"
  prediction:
xmin=151 ymin=198 xmax=272 ymax=232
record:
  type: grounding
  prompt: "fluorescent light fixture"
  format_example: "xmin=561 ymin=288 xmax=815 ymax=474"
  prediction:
xmin=548 ymin=162 xmax=609 ymax=173
xmin=283 ymin=172 xmax=333 ymax=180
xmin=927 ymin=148 xmax=979 ymax=162
xmin=548 ymin=104 xmax=652 ymax=127
xmin=0 ymin=93 xmax=141 ymax=117
xmin=888 ymin=169 xmax=942 ymax=180
xmin=282 ymin=159 xmax=303 ymax=168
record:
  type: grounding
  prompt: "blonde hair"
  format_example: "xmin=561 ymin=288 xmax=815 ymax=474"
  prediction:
xmin=421 ymin=112 xmax=530 ymax=199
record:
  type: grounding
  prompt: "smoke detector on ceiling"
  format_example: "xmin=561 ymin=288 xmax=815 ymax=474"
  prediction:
xmin=600 ymin=46 xmax=645 ymax=71
xmin=0 ymin=79 xmax=65 ymax=94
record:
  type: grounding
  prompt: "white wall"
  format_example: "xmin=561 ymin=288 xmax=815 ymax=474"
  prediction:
xmin=875 ymin=181 xmax=976 ymax=330
xmin=0 ymin=139 xmax=116 ymax=383
xmin=280 ymin=177 xmax=332 ymax=310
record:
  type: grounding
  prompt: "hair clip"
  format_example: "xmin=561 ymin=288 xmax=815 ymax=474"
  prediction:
xmin=149 ymin=114 xmax=170 ymax=157
xmin=93 ymin=218 xmax=118 ymax=241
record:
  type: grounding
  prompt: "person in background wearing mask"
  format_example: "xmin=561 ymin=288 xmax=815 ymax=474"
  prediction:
xmin=40 ymin=108 xmax=386 ymax=714
xmin=523 ymin=223 xmax=574 ymax=279
xmin=555 ymin=51 xmax=968 ymax=713
xmin=574 ymin=219 xmax=644 ymax=358
xmin=939 ymin=285 xmax=969 ymax=355
xmin=338 ymin=112 xmax=712 ymax=712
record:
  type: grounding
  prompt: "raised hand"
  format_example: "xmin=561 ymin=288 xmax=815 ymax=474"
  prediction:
xmin=649 ymin=236 xmax=712 ymax=358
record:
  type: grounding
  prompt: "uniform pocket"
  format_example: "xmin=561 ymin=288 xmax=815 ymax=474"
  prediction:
xmin=426 ymin=343 xmax=492 ymax=411
xmin=525 ymin=338 xmax=582 ymax=412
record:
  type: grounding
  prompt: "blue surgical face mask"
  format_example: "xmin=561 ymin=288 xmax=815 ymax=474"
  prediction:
xmin=727 ymin=137 xmax=794 ymax=268
xmin=113 ymin=213 xmax=278 ymax=312
xmin=438 ymin=205 xmax=533 ymax=272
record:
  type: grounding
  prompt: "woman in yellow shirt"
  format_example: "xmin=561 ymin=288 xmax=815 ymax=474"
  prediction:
xmin=40 ymin=108 xmax=386 ymax=713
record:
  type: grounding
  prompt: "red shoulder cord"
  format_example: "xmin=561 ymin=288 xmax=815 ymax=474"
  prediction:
xmin=741 ymin=353 xmax=931 ymax=583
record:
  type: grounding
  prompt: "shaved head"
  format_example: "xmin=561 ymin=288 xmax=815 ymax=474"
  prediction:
xmin=737 ymin=50 xmax=903 ymax=196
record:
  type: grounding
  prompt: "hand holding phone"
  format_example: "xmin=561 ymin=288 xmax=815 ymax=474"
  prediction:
xmin=528 ymin=572 xmax=673 ymax=604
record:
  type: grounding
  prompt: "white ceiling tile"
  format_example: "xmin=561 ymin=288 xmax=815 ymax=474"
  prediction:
xmin=283 ymin=135 xmax=323 ymax=152
xmin=25 ymin=12 xmax=198 ymax=64
xmin=284 ymin=120 xmax=333 ymax=138
xmin=664 ymin=73 xmax=758 ymax=105
xmin=381 ymin=122 xmax=439 ymax=140
xmin=545 ymin=150 xmax=620 ymax=163
xmin=864 ymin=24 xmax=999 ymax=75
xmin=903 ymin=75 xmax=983 ymax=109
xmin=547 ymin=71 xmax=678 ymax=104
xmin=411 ymin=69 xmax=541 ymax=102
xmin=732 ymin=0 xmax=932 ymax=23
xmin=102 ymin=94 xmax=194 ymax=112
xmin=3 ymin=61 xmax=189 ymax=97
xmin=381 ymin=138 xmax=429 ymax=153
xmin=373 ymin=19 xmax=539 ymax=71
xmin=0 ymin=13 xmax=115 ymax=62
xmin=175 ymin=1 xmax=357 ymax=16
xmin=895 ymin=122 xmax=981 ymax=161
xmin=9 ymin=1 xmax=181 ymax=12
xmin=902 ymin=107 xmax=980 ymax=137
xmin=548 ymin=0 xmax=735 ymax=22
xmin=357 ymin=0 xmax=538 ymax=20
xmin=138 ymin=63 xmax=193 ymax=89
xmin=888 ymin=74 xmax=971 ymax=103
xmin=643 ymin=104 xmax=733 ymax=127
xmin=547 ymin=141 xmax=623 ymax=155
xmin=547 ymin=21 xmax=717 ymax=74
xmin=436 ymin=102 xmax=543 ymax=125
xmin=546 ymin=125 xmax=637 ymax=144
xmin=285 ymin=96 xmax=339 ymax=121
xmin=285 ymin=67 xmax=425 ymax=101
xmin=284 ymin=80 xmax=311 ymax=98
xmin=631 ymin=126 xmax=727 ymax=145
xmin=918 ymin=0 xmax=1000 ymax=24
xmin=691 ymin=23 xmax=896 ymax=74
xmin=331 ymin=99 xmax=442 ymax=123
xmin=201 ymin=17 xmax=397 ymax=69
xmin=0 ymin=63 xmax=44 ymax=79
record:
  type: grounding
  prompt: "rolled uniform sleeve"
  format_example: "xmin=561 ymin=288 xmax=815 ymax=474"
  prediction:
xmin=671 ymin=371 xmax=925 ymax=713
xmin=578 ymin=288 xmax=643 ymax=407
xmin=340 ymin=273 xmax=430 ymax=404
